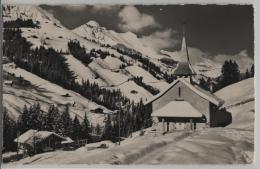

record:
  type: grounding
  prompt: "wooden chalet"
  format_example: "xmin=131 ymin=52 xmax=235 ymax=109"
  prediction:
xmin=14 ymin=129 xmax=66 ymax=155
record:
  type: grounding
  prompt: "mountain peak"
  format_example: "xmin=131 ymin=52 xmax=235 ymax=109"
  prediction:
xmin=86 ymin=20 xmax=100 ymax=27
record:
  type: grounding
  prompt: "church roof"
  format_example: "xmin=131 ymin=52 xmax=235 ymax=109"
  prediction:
xmin=145 ymin=78 xmax=224 ymax=106
xmin=173 ymin=24 xmax=196 ymax=76
xmin=174 ymin=62 xmax=195 ymax=75
xmin=151 ymin=100 xmax=203 ymax=118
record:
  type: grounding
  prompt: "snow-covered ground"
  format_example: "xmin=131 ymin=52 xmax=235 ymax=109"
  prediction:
xmin=5 ymin=77 xmax=254 ymax=165
xmin=3 ymin=63 xmax=109 ymax=125
xmin=89 ymin=59 xmax=153 ymax=101
xmin=63 ymin=54 xmax=106 ymax=86
xmin=5 ymin=127 xmax=253 ymax=165
xmin=215 ymin=78 xmax=254 ymax=108
xmin=215 ymin=78 xmax=255 ymax=130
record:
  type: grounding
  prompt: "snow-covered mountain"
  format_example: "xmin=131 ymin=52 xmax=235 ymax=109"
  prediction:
xmin=72 ymin=20 xmax=166 ymax=59
xmin=74 ymin=19 xmax=251 ymax=78
xmin=2 ymin=5 xmax=168 ymax=123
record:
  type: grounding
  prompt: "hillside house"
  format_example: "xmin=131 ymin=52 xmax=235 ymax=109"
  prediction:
xmin=4 ymin=80 xmax=13 ymax=86
xmin=14 ymin=129 xmax=66 ymax=155
xmin=145 ymin=25 xmax=231 ymax=131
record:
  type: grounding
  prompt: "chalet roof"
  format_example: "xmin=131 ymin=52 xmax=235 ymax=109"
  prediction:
xmin=14 ymin=129 xmax=37 ymax=143
xmin=14 ymin=129 xmax=66 ymax=145
xmin=145 ymin=78 xmax=224 ymax=106
xmin=151 ymin=100 xmax=203 ymax=118
xmin=61 ymin=137 xmax=74 ymax=144
xmin=4 ymin=80 xmax=13 ymax=84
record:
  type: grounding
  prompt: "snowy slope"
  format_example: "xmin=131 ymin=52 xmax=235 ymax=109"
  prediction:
xmin=89 ymin=60 xmax=153 ymax=101
xmin=215 ymin=78 xmax=254 ymax=108
xmin=3 ymin=5 xmax=99 ymax=53
xmin=3 ymin=5 xmax=161 ymax=102
xmin=3 ymin=63 xmax=110 ymax=126
xmin=126 ymin=65 xmax=169 ymax=91
xmin=63 ymin=54 xmax=106 ymax=86
xmin=215 ymin=78 xmax=254 ymax=129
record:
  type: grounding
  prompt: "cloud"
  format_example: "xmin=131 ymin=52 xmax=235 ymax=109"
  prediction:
xmin=140 ymin=29 xmax=179 ymax=52
xmin=62 ymin=5 xmax=86 ymax=12
xmin=118 ymin=6 xmax=160 ymax=32
xmin=91 ymin=5 xmax=119 ymax=11
xmin=212 ymin=50 xmax=254 ymax=72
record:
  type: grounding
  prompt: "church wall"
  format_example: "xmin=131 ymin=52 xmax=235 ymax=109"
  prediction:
xmin=150 ymin=81 xmax=211 ymax=123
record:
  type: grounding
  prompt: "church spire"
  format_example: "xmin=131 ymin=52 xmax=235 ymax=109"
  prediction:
xmin=181 ymin=23 xmax=187 ymax=52
xmin=181 ymin=22 xmax=191 ymax=63
xmin=173 ymin=23 xmax=196 ymax=79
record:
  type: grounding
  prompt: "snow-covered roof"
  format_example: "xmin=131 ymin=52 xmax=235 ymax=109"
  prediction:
xmin=4 ymin=80 xmax=13 ymax=84
xmin=61 ymin=137 xmax=74 ymax=144
xmin=151 ymin=100 xmax=203 ymax=118
xmin=14 ymin=129 xmax=37 ymax=143
xmin=36 ymin=131 xmax=65 ymax=140
xmin=145 ymin=78 xmax=224 ymax=106
xmin=14 ymin=129 xmax=66 ymax=145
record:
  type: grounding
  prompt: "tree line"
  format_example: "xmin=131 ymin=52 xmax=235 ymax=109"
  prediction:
xmin=198 ymin=60 xmax=254 ymax=92
xmin=3 ymin=28 xmax=75 ymax=89
xmin=3 ymin=100 xmax=152 ymax=152
xmin=4 ymin=18 xmax=39 ymax=28
xmin=132 ymin=76 xmax=160 ymax=95
xmin=67 ymin=40 xmax=110 ymax=66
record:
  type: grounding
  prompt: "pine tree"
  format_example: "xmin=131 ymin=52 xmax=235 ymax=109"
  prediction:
xmin=245 ymin=69 xmax=250 ymax=79
xmin=95 ymin=124 xmax=101 ymax=135
xmin=220 ymin=60 xmax=240 ymax=88
xmin=102 ymin=115 xmax=114 ymax=141
xmin=72 ymin=115 xmax=82 ymax=140
xmin=19 ymin=105 xmax=30 ymax=133
xmin=81 ymin=112 xmax=91 ymax=140
xmin=60 ymin=105 xmax=73 ymax=137
xmin=27 ymin=103 xmax=41 ymax=130
xmin=251 ymin=64 xmax=254 ymax=77
xmin=3 ymin=108 xmax=17 ymax=152
xmin=45 ymin=105 xmax=55 ymax=131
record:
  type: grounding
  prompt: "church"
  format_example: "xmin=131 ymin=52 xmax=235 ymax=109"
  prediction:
xmin=145 ymin=25 xmax=232 ymax=131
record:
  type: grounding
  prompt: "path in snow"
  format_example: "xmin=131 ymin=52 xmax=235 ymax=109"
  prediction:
xmin=133 ymin=128 xmax=254 ymax=164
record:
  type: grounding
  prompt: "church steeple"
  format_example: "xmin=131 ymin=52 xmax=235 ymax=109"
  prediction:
xmin=173 ymin=23 xmax=196 ymax=80
xmin=181 ymin=23 xmax=187 ymax=52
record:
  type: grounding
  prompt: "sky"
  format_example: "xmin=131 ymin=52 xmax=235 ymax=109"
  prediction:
xmin=41 ymin=4 xmax=254 ymax=58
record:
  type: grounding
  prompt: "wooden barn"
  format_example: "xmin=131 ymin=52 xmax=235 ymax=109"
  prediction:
xmin=145 ymin=25 xmax=232 ymax=131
